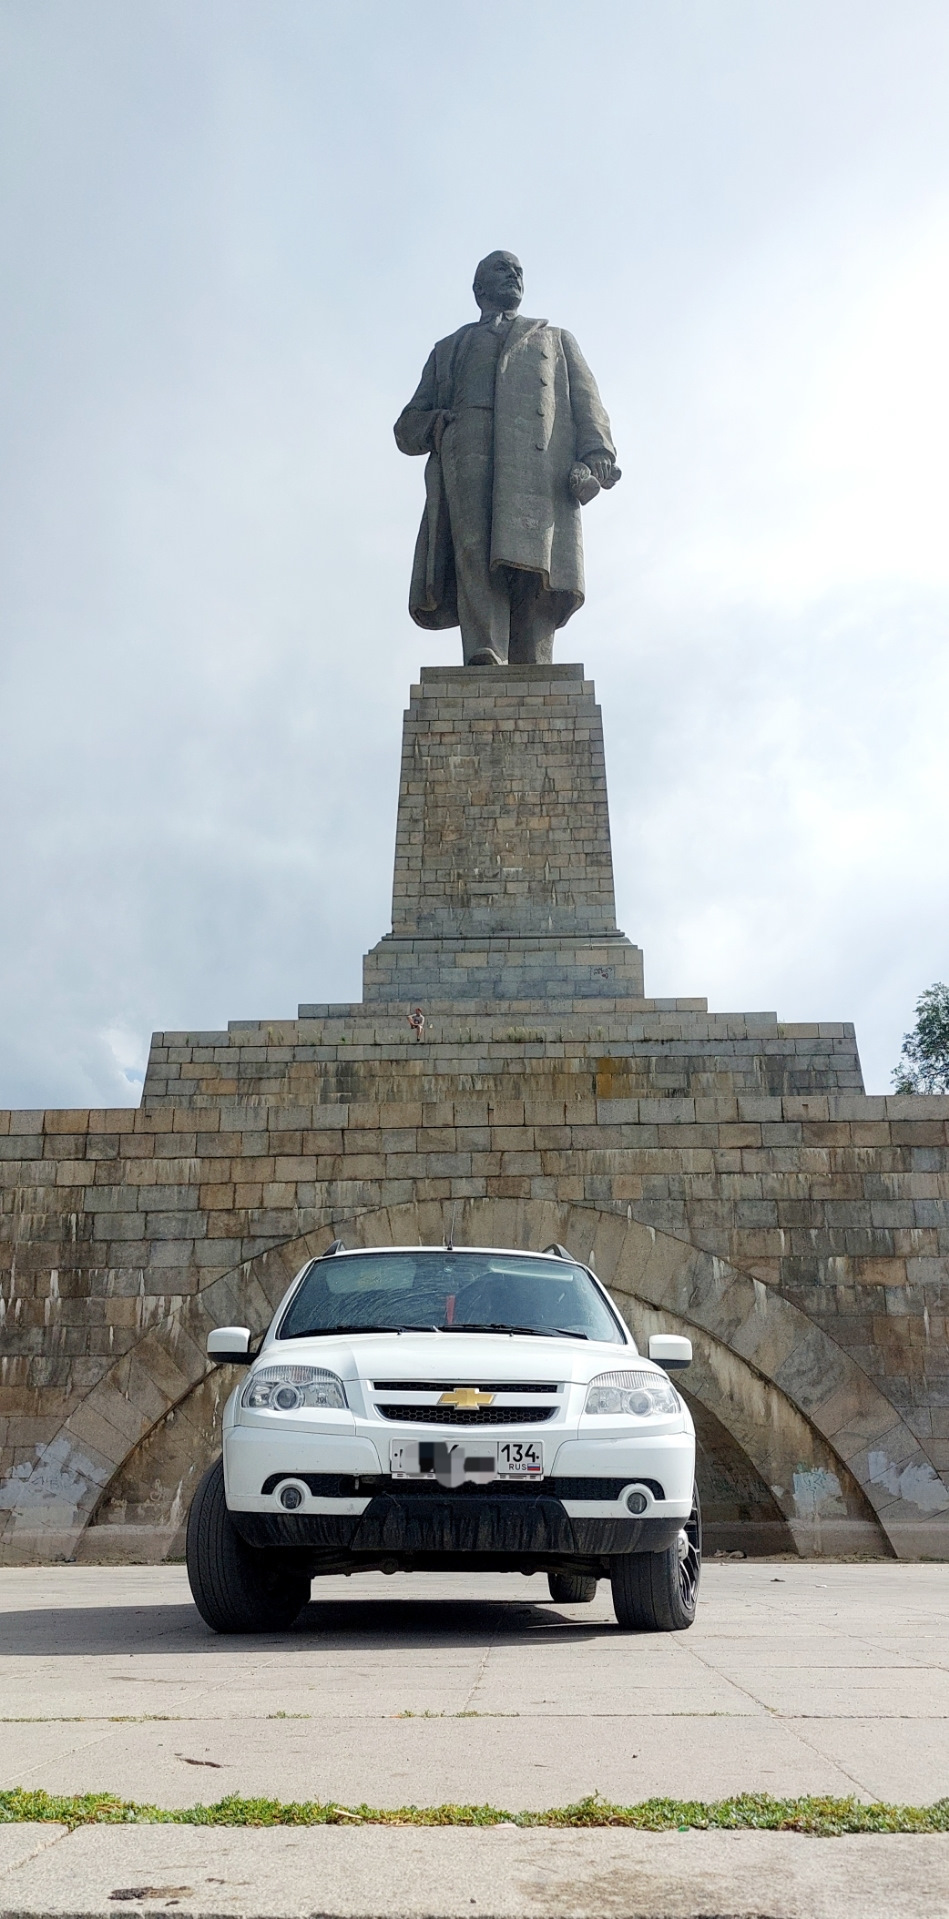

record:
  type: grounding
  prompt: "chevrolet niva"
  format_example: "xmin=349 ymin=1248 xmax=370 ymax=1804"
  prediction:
xmin=186 ymin=1242 xmax=700 ymax=1633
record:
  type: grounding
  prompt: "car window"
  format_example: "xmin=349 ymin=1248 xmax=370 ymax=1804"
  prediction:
xmin=278 ymin=1251 xmax=625 ymax=1343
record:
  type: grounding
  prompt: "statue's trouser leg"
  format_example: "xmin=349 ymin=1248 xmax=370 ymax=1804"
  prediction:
xmin=440 ymin=411 xmax=510 ymax=663
xmin=508 ymin=571 xmax=558 ymax=665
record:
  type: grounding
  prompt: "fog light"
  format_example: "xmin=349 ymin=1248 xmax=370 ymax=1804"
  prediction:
xmin=279 ymin=1483 xmax=304 ymax=1510
xmin=625 ymin=1488 xmax=648 ymax=1515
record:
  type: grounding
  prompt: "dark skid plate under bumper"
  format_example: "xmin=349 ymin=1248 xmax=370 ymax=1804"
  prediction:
xmin=232 ymin=1493 xmax=683 ymax=1558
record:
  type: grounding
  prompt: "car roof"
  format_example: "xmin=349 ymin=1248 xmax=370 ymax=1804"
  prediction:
xmin=311 ymin=1246 xmax=583 ymax=1263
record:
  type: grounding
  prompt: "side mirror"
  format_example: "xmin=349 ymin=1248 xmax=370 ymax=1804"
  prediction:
xmin=648 ymin=1333 xmax=692 ymax=1371
xmin=207 ymin=1326 xmax=252 ymax=1365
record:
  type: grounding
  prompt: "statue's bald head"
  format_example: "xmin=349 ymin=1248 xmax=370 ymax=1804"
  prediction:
xmin=473 ymin=251 xmax=524 ymax=315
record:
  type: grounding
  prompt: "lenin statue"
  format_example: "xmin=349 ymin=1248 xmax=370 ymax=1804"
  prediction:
xmin=394 ymin=251 xmax=619 ymax=666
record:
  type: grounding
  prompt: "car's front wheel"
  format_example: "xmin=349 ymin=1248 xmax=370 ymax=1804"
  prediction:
xmin=610 ymin=1486 xmax=701 ymax=1632
xmin=186 ymin=1459 xmax=311 ymax=1634
xmin=547 ymin=1571 xmax=597 ymax=1604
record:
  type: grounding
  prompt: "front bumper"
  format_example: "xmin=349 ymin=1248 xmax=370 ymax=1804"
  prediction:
xmin=222 ymin=1419 xmax=694 ymax=1564
xmin=225 ymin=1424 xmax=694 ymax=1509
xmin=231 ymin=1485 xmax=683 ymax=1559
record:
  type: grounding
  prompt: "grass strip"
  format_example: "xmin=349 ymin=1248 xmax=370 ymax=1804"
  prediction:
xmin=3 ymin=1790 xmax=949 ymax=1836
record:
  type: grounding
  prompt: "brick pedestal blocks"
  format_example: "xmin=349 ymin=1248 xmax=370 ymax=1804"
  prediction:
xmin=364 ymin=666 xmax=644 ymax=1002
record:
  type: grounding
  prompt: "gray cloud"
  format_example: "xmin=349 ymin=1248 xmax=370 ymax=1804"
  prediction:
xmin=1 ymin=0 xmax=947 ymax=1105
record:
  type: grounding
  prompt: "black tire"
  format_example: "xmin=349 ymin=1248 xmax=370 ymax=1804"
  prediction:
xmin=186 ymin=1458 xmax=311 ymax=1634
xmin=610 ymin=1485 xmax=702 ymax=1632
xmin=547 ymin=1571 xmax=597 ymax=1604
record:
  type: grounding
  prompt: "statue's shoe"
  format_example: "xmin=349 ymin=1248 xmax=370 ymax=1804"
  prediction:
xmin=467 ymin=649 xmax=506 ymax=666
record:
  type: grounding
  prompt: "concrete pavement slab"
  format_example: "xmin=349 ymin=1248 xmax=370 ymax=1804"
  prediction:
xmin=714 ymin=1666 xmax=949 ymax=1716
xmin=1 ymin=1712 xmax=864 ymax=1807
xmin=693 ymin=1632 xmax=930 ymax=1669
xmin=3 ymin=1825 xmax=949 ymax=1919
xmin=4 ymin=1563 xmax=949 ymax=1809
xmin=444 ymin=1653 xmax=758 ymax=1720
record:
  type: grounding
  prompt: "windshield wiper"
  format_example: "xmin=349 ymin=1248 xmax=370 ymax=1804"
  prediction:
xmin=442 ymin=1323 xmax=588 ymax=1339
xmin=286 ymin=1324 xmax=440 ymax=1339
xmin=287 ymin=1322 xmax=591 ymax=1341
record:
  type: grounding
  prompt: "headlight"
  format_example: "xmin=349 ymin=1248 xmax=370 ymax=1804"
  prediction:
xmin=584 ymin=1370 xmax=680 ymax=1417
xmin=242 ymin=1365 xmax=348 ymax=1412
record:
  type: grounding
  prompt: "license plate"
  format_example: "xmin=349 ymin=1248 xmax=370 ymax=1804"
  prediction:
xmin=390 ymin=1439 xmax=543 ymax=1487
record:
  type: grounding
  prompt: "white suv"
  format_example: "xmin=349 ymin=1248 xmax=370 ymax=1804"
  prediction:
xmin=186 ymin=1243 xmax=700 ymax=1634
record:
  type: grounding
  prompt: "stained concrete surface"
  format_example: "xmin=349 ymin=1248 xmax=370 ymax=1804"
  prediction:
xmin=4 ymin=1824 xmax=949 ymax=1919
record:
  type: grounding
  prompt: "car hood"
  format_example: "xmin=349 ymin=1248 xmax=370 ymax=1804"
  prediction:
xmin=255 ymin=1330 xmax=659 ymax=1386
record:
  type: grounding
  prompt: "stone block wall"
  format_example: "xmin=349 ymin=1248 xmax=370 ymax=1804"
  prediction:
xmin=2 ymin=1029 xmax=948 ymax=1562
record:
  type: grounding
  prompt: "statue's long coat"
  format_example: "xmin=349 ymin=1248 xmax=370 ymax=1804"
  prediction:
xmin=394 ymin=316 xmax=616 ymax=632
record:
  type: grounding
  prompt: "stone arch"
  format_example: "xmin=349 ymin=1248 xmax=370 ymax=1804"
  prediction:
xmin=622 ymin=1299 xmax=879 ymax=1556
xmin=683 ymin=1392 xmax=793 ymax=1554
xmin=23 ymin=1194 xmax=947 ymax=1562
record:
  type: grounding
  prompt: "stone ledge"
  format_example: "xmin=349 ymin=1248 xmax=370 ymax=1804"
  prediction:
xmin=418 ymin=661 xmax=587 ymax=680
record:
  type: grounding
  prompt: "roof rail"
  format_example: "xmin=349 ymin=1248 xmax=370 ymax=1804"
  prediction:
xmin=543 ymin=1243 xmax=574 ymax=1260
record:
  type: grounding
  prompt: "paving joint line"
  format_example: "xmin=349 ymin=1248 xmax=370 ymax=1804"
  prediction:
xmin=457 ymin=1615 xmax=503 ymax=1714
xmin=13 ymin=1718 xmax=136 ymax=1788
xmin=776 ymin=1715 xmax=878 ymax=1802
xmin=0 ymin=1820 xmax=72 ymax=1881
xmin=658 ymin=1627 xmax=876 ymax=1795
xmin=686 ymin=1627 xmax=893 ymax=1795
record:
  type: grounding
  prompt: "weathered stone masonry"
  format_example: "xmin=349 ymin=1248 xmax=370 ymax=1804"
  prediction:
xmin=2 ymin=668 xmax=948 ymax=1563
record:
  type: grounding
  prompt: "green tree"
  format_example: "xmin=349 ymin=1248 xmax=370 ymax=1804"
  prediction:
xmin=892 ymin=982 xmax=949 ymax=1093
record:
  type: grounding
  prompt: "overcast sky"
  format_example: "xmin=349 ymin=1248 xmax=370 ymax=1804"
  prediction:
xmin=1 ymin=0 xmax=947 ymax=1107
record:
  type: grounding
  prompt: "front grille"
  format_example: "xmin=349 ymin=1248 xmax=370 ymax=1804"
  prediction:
xmin=373 ymin=1381 xmax=559 ymax=1394
xmin=376 ymin=1404 xmax=556 ymax=1426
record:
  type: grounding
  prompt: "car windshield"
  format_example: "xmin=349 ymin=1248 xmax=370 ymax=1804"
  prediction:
xmin=278 ymin=1251 xmax=625 ymax=1344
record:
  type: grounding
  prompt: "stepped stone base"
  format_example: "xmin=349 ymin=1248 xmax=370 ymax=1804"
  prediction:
xmin=144 ymin=1002 xmax=865 ymax=1107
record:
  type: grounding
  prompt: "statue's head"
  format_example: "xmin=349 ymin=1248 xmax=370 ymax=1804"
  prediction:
xmin=473 ymin=251 xmax=524 ymax=315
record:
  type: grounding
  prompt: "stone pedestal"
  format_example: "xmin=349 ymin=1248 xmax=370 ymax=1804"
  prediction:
xmin=363 ymin=665 xmax=644 ymax=1004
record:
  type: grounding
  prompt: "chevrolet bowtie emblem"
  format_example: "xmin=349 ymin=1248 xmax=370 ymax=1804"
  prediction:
xmin=438 ymin=1387 xmax=496 ymax=1409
